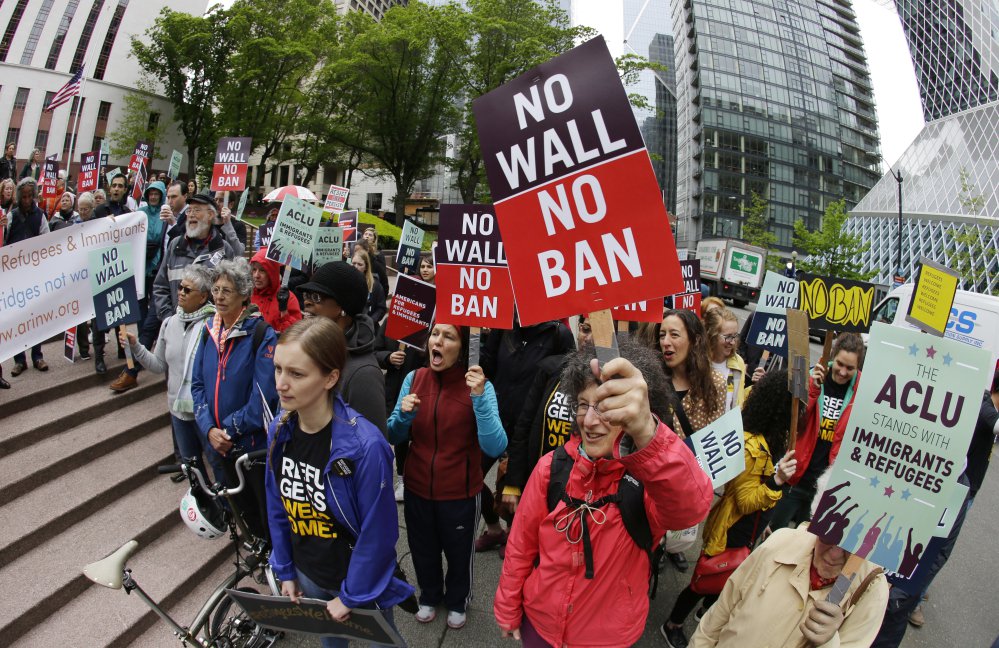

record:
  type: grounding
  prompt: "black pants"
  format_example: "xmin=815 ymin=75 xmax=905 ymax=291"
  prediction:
xmin=394 ymin=440 xmax=409 ymax=476
xmin=669 ymin=584 xmax=719 ymax=625
xmin=77 ymin=320 xmax=106 ymax=356
xmin=767 ymin=484 xmax=815 ymax=530
xmin=404 ymin=489 xmax=479 ymax=613
xmin=480 ymin=454 xmax=500 ymax=525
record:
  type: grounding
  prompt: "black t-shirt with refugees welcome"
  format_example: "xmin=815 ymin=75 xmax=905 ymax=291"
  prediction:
xmin=279 ymin=420 xmax=352 ymax=590
xmin=800 ymin=374 xmax=850 ymax=489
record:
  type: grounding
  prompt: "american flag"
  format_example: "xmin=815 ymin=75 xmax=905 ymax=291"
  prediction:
xmin=44 ymin=69 xmax=84 ymax=112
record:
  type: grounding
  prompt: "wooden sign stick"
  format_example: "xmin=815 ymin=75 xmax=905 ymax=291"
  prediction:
xmin=758 ymin=349 xmax=770 ymax=371
xmin=468 ymin=326 xmax=482 ymax=367
xmin=589 ymin=309 xmax=619 ymax=368
xmin=789 ymin=394 xmax=800 ymax=449
xmin=123 ymin=324 xmax=136 ymax=370
xmin=616 ymin=319 xmax=628 ymax=334
xmin=821 ymin=330 xmax=834 ymax=365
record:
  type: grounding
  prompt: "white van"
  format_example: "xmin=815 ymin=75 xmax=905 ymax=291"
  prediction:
xmin=869 ymin=284 xmax=999 ymax=371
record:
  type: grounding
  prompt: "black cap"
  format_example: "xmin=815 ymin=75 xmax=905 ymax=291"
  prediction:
xmin=187 ymin=192 xmax=218 ymax=213
xmin=299 ymin=261 xmax=368 ymax=317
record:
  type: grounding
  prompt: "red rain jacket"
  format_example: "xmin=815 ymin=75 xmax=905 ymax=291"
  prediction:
xmin=250 ymin=248 xmax=302 ymax=333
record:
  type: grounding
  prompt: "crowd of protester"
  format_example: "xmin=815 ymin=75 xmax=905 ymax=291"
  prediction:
xmin=2 ymin=159 xmax=997 ymax=648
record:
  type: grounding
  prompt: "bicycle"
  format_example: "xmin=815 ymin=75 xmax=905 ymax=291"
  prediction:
xmin=84 ymin=449 xmax=282 ymax=647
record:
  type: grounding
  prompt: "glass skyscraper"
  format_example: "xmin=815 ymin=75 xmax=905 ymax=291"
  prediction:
xmin=671 ymin=0 xmax=882 ymax=251
xmin=846 ymin=0 xmax=998 ymax=293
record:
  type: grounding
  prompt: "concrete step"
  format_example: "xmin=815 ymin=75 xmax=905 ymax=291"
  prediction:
xmin=0 ymin=423 xmax=174 ymax=572
xmin=0 ymin=337 xmax=129 ymax=417
xmin=0 ymin=395 xmax=170 ymax=505
xmin=0 ymin=372 xmax=165 ymax=456
xmin=12 ymin=515 xmax=233 ymax=647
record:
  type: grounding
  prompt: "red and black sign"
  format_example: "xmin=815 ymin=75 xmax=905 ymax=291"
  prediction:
xmin=386 ymin=274 xmax=436 ymax=350
xmin=211 ymin=137 xmax=252 ymax=191
xmin=78 ymin=151 xmax=100 ymax=193
xmin=129 ymin=141 xmax=150 ymax=174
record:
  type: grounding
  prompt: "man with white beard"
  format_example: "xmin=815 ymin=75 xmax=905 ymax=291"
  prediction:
xmin=153 ymin=193 xmax=237 ymax=319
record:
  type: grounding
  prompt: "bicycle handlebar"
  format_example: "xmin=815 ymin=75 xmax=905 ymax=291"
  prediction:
xmin=155 ymin=448 xmax=268 ymax=498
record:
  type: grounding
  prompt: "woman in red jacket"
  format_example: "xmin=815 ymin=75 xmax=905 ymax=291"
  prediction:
xmin=495 ymin=342 xmax=713 ymax=648
xmin=768 ymin=332 xmax=864 ymax=530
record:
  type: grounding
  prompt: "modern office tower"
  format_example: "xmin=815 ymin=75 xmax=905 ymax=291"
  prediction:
xmin=670 ymin=0 xmax=882 ymax=252
xmin=0 ymin=0 xmax=207 ymax=178
xmin=846 ymin=0 xmax=998 ymax=293
xmin=334 ymin=0 xmax=408 ymax=19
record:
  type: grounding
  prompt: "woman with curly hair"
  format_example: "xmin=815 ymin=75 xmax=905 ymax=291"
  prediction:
xmin=660 ymin=369 xmax=798 ymax=648
xmin=657 ymin=309 xmax=726 ymax=436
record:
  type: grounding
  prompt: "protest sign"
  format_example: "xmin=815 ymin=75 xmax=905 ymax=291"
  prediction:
xmin=670 ymin=259 xmax=702 ymax=313
xmin=211 ymin=137 xmax=252 ymax=191
xmin=386 ymin=274 xmax=436 ymax=350
xmin=0 ymin=213 xmax=148 ymax=362
xmin=130 ymin=158 xmax=146 ymax=202
xmin=311 ymin=226 xmax=344 ymax=267
xmin=78 ymin=151 xmax=100 ymax=193
xmin=435 ymin=204 xmax=515 ymax=329
xmin=235 ymin=190 xmax=249 ymax=221
xmin=324 ymin=184 xmax=349 ymax=213
xmin=129 ymin=141 xmax=150 ymax=174
xmin=42 ymin=157 xmax=59 ymax=200
xmin=100 ymin=139 xmax=109 ymax=168
xmin=472 ymin=36 xmax=683 ymax=325
xmin=265 ymin=196 xmax=323 ymax=270
xmin=89 ymin=244 xmax=141 ymax=332
xmin=63 ymin=327 xmax=76 ymax=362
xmin=225 ymin=590 xmax=404 ymax=646
xmin=396 ymin=219 xmax=425 ymax=275
xmin=905 ymin=257 xmax=959 ymax=337
xmin=809 ymin=322 xmax=991 ymax=573
xmin=688 ymin=407 xmax=745 ymax=489
xmin=746 ymin=271 xmax=799 ymax=356
xmin=786 ymin=308 xmax=811 ymax=402
xmin=168 ymin=150 xmax=183 ymax=180
xmin=106 ymin=167 xmax=121 ymax=186
xmin=611 ymin=298 xmax=663 ymax=323
xmin=337 ymin=210 xmax=358 ymax=242
xmin=799 ymin=274 xmax=876 ymax=333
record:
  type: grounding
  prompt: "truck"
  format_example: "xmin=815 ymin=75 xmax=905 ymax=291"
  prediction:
xmin=695 ymin=238 xmax=768 ymax=307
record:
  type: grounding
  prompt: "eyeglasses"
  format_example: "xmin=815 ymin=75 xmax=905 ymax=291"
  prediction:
xmin=211 ymin=286 xmax=235 ymax=297
xmin=575 ymin=401 xmax=605 ymax=418
xmin=302 ymin=291 xmax=326 ymax=305
xmin=721 ymin=334 xmax=739 ymax=343
xmin=178 ymin=285 xmax=197 ymax=295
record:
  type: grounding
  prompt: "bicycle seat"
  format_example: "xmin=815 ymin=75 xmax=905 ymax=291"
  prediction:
xmin=82 ymin=540 xmax=139 ymax=589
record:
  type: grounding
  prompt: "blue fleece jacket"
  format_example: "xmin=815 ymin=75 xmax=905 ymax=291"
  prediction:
xmin=266 ymin=395 xmax=415 ymax=609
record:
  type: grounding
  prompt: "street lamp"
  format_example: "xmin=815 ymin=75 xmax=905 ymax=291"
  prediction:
xmin=867 ymin=151 xmax=904 ymax=280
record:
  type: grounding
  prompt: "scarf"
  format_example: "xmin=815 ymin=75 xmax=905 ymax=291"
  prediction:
xmin=172 ymin=303 xmax=216 ymax=414
xmin=809 ymin=563 xmax=837 ymax=591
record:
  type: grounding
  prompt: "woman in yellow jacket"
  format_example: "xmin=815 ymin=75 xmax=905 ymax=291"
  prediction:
xmin=660 ymin=369 xmax=798 ymax=648
xmin=703 ymin=308 xmax=751 ymax=411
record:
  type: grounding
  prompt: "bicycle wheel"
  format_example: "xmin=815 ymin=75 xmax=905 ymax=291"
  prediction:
xmin=207 ymin=586 xmax=274 ymax=648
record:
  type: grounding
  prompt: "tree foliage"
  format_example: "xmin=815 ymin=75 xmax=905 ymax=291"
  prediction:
xmin=792 ymin=199 xmax=876 ymax=281
xmin=106 ymin=87 xmax=168 ymax=162
xmin=130 ymin=7 xmax=232 ymax=179
xmin=740 ymin=191 xmax=784 ymax=272
xmin=950 ymin=168 xmax=995 ymax=294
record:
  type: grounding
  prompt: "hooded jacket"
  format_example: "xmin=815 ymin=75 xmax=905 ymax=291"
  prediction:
xmin=153 ymin=229 xmax=235 ymax=319
xmin=788 ymin=369 xmax=861 ymax=487
xmin=250 ymin=248 xmax=302 ymax=333
xmin=340 ymin=313 xmax=388 ymax=436
xmin=266 ymin=396 xmax=415 ymax=610
xmin=191 ymin=306 xmax=278 ymax=451
xmin=387 ymin=365 xmax=507 ymax=500
xmin=138 ymin=180 xmax=168 ymax=277
xmin=494 ymin=428 xmax=713 ymax=647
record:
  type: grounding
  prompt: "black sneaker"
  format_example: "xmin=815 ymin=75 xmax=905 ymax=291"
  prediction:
xmin=660 ymin=623 xmax=688 ymax=648
xmin=667 ymin=551 xmax=689 ymax=572
xmin=694 ymin=606 xmax=707 ymax=622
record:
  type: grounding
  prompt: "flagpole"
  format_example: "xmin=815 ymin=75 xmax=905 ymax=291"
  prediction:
xmin=65 ymin=70 xmax=88 ymax=185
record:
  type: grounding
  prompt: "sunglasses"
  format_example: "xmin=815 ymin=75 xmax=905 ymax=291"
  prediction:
xmin=302 ymin=291 xmax=327 ymax=305
xmin=178 ymin=285 xmax=197 ymax=295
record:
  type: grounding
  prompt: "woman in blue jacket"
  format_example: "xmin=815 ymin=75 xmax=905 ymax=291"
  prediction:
xmin=266 ymin=317 xmax=413 ymax=647
xmin=192 ymin=257 xmax=278 ymax=542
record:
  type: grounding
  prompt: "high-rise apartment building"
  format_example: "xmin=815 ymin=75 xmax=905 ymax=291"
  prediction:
xmin=334 ymin=0 xmax=408 ymax=19
xmin=671 ymin=0 xmax=882 ymax=251
xmin=845 ymin=0 xmax=998 ymax=293
xmin=0 ymin=0 xmax=206 ymax=178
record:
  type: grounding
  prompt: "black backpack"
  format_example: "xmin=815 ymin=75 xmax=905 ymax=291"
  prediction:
xmin=545 ymin=445 xmax=664 ymax=598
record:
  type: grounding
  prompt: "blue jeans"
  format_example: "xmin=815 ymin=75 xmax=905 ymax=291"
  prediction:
xmin=193 ymin=422 xmax=227 ymax=486
xmin=171 ymin=415 xmax=223 ymax=484
xmin=295 ymin=568 xmax=405 ymax=648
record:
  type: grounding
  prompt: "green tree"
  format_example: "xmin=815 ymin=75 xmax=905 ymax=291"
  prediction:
xmin=130 ymin=7 xmax=233 ymax=179
xmin=446 ymin=0 xmax=591 ymax=203
xmin=792 ymin=199 xmax=876 ymax=280
xmin=950 ymin=168 xmax=995 ymax=294
xmin=106 ymin=86 xmax=168 ymax=163
xmin=740 ymin=191 xmax=784 ymax=272
xmin=330 ymin=4 xmax=466 ymax=219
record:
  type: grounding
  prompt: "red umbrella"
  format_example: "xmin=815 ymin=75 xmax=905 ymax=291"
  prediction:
xmin=262 ymin=185 xmax=318 ymax=202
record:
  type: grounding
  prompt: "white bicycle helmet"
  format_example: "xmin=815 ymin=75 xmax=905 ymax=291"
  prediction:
xmin=180 ymin=488 xmax=226 ymax=539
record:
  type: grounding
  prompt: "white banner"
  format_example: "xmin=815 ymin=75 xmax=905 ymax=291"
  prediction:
xmin=0 ymin=212 xmax=148 ymax=362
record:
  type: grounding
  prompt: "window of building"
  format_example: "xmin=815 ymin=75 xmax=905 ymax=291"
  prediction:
xmin=63 ymin=132 xmax=74 ymax=154
xmin=279 ymin=165 xmax=289 ymax=186
xmin=44 ymin=91 xmax=56 ymax=109
xmin=20 ymin=0 xmax=57 ymax=66
xmin=0 ymin=0 xmax=30 ymax=62
xmin=13 ymin=87 xmax=30 ymax=110
xmin=35 ymin=130 xmax=50 ymax=151
xmin=92 ymin=136 xmax=102 ymax=152
xmin=366 ymin=194 xmax=382 ymax=213
xmin=93 ymin=0 xmax=128 ymax=81
xmin=6 ymin=128 xmax=20 ymax=149
xmin=147 ymin=112 xmax=159 ymax=132
xmin=70 ymin=0 xmax=105 ymax=72
xmin=97 ymin=100 xmax=112 ymax=121
xmin=45 ymin=0 xmax=81 ymax=70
